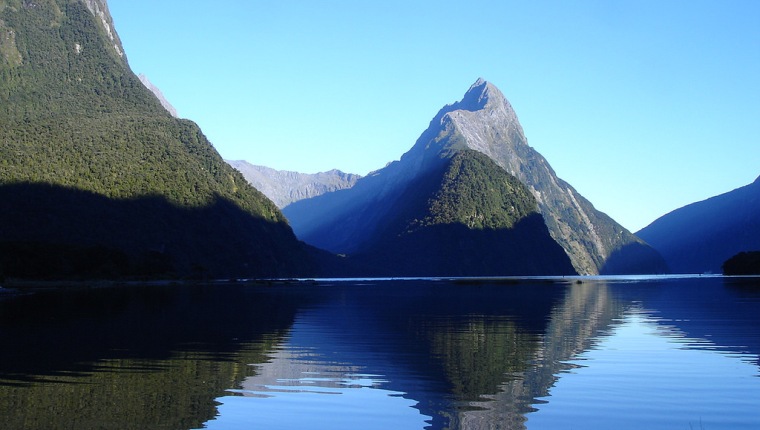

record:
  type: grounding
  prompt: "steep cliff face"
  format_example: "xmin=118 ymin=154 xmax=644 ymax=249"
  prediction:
xmin=285 ymin=79 xmax=666 ymax=275
xmin=228 ymin=161 xmax=361 ymax=208
xmin=81 ymin=0 xmax=124 ymax=58
xmin=345 ymin=150 xmax=577 ymax=276
xmin=405 ymin=79 xmax=664 ymax=275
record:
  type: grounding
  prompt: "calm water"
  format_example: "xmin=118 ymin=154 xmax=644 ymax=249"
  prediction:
xmin=1 ymin=276 xmax=759 ymax=429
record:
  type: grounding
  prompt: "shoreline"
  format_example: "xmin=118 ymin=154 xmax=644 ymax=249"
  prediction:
xmin=2 ymin=273 xmax=749 ymax=293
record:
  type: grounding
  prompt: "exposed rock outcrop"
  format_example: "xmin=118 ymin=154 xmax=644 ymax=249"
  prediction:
xmin=284 ymin=79 xmax=667 ymax=275
xmin=228 ymin=160 xmax=361 ymax=208
xmin=138 ymin=74 xmax=178 ymax=118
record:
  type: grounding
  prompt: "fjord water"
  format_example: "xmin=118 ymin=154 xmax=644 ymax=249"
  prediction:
xmin=1 ymin=277 xmax=759 ymax=429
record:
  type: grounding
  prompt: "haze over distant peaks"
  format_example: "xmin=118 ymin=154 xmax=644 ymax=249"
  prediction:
xmin=227 ymin=161 xmax=361 ymax=208
xmin=138 ymin=74 xmax=178 ymax=118
xmin=284 ymin=78 xmax=667 ymax=275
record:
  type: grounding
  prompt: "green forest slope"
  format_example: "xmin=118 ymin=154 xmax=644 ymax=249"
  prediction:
xmin=349 ymin=150 xmax=577 ymax=276
xmin=0 ymin=0 xmax=315 ymax=279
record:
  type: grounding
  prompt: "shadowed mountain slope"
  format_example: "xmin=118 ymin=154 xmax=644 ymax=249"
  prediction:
xmin=345 ymin=150 xmax=576 ymax=276
xmin=0 ymin=0 xmax=316 ymax=278
xmin=284 ymin=79 xmax=666 ymax=275
xmin=637 ymin=176 xmax=760 ymax=274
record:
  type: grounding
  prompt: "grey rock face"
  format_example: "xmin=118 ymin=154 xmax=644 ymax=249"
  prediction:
xmin=81 ymin=0 xmax=124 ymax=58
xmin=417 ymin=79 xmax=611 ymax=274
xmin=284 ymin=79 xmax=666 ymax=275
xmin=411 ymin=79 xmax=667 ymax=274
xmin=138 ymin=74 xmax=178 ymax=118
xmin=227 ymin=160 xmax=361 ymax=209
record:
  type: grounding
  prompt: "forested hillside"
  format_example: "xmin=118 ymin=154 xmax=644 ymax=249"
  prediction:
xmin=346 ymin=150 xmax=577 ymax=276
xmin=0 ymin=0 xmax=316 ymax=279
xmin=285 ymin=79 xmax=667 ymax=275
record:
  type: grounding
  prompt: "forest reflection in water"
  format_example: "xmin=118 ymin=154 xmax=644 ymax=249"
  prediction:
xmin=1 ymin=276 xmax=759 ymax=429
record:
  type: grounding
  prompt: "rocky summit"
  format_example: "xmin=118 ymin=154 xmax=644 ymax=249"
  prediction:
xmin=227 ymin=161 xmax=361 ymax=209
xmin=284 ymin=79 xmax=667 ymax=275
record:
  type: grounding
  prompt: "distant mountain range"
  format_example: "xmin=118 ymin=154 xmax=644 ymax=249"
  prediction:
xmin=138 ymin=73 xmax=178 ymax=118
xmin=10 ymin=0 xmax=727 ymax=280
xmin=0 ymin=0 xmax=318 ymax=279
xmin=282 ymin=79 xmax=667 ymax=275
xmin=226 ymin=161 xmax=361 ymax=208
xmin=637 ymin=176 xmax=760 ymax=274
xmin=232 ymin=151 xmax=576 ymax=276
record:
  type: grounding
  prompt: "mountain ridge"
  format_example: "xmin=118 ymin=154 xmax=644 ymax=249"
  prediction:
xmin=227 ymin=160 xmax=361 ymax=208
xmin=344 ymin=149 xmax=577 ymax=276
xmin=284 ymin=79 xmax=666 ymax=275
xmin=0 ymin=0 xmax=318 ymax=279
xmin=138 ymin=73 xmax=178 ymax=118
xmin=637 ymin=175 xmax=760 ymax=273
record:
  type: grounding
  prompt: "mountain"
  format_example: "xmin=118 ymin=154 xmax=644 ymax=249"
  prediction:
xmin=137 ymin=73 xmax=178 ymax=118
xmin=346 ymin=149 xmax=577 ymax=276
xmin=0 ymin=0 xmax=317 ymax=279
xmin=637 ymin=176 xmax=760 ymax=274
xmin=227 ymin=161 xmax=361 ymax=208
xmin=284 ymin=79 xmax=666 ymax=275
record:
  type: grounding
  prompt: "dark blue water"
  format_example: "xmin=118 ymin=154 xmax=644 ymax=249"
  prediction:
xmin=1 ymin=276 xmax=759 ymax=429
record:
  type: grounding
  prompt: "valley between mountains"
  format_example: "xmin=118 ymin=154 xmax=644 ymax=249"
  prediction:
xmin=231 ymin=79 xmax=759 ymax=277
xmin=234 ymin=79 xmax=668 ymax=276
xmin=2 ymin=0 xmax=757 ymax=280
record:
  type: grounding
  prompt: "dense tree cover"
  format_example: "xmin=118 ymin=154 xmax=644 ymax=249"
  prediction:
xmin=0 ymin=0 xmax=280 ymax=216
xmin=0 ymin=0 xmax=315 ymax=278
xmin=0 ymin=183 xmax=315 ymax=279
xmin=284 ymin=78 xmax=668 ymax=275
xmin=349 ymin=150 xmax=577 ymax=276
xmin=406 ymin=150 xmax=537 ymax=232
xmin=723 ymin=251 xmax=760 ymax=276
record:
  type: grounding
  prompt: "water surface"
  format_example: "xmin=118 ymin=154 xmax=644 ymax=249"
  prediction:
xmin=1 ymin=276 xmax=759 ymax=429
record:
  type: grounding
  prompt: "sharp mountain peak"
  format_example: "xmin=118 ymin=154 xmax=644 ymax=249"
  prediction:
xmin=290 ymin=77 xmax=667 ymax=275
xmin=457 ymin=77 xmax=504 ymax=111
xmin=436 ymin=78 xmax=512 ymax=116
xmin=400 ymin=78 xmax=525 ymax=177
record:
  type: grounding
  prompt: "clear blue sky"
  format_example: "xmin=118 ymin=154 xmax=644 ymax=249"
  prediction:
xmin=108 ymin=0 xmax=759 ymax=232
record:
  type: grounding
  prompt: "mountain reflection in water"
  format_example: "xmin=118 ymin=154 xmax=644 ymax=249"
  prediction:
xmin=1 ymin=276 xmax=759 ymax=429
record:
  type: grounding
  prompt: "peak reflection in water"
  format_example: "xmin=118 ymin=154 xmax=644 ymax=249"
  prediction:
xmin=1 ymin=277 xmax=759 ymax=429
xmin=201 ymin=280 xmax=622 ymax=430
